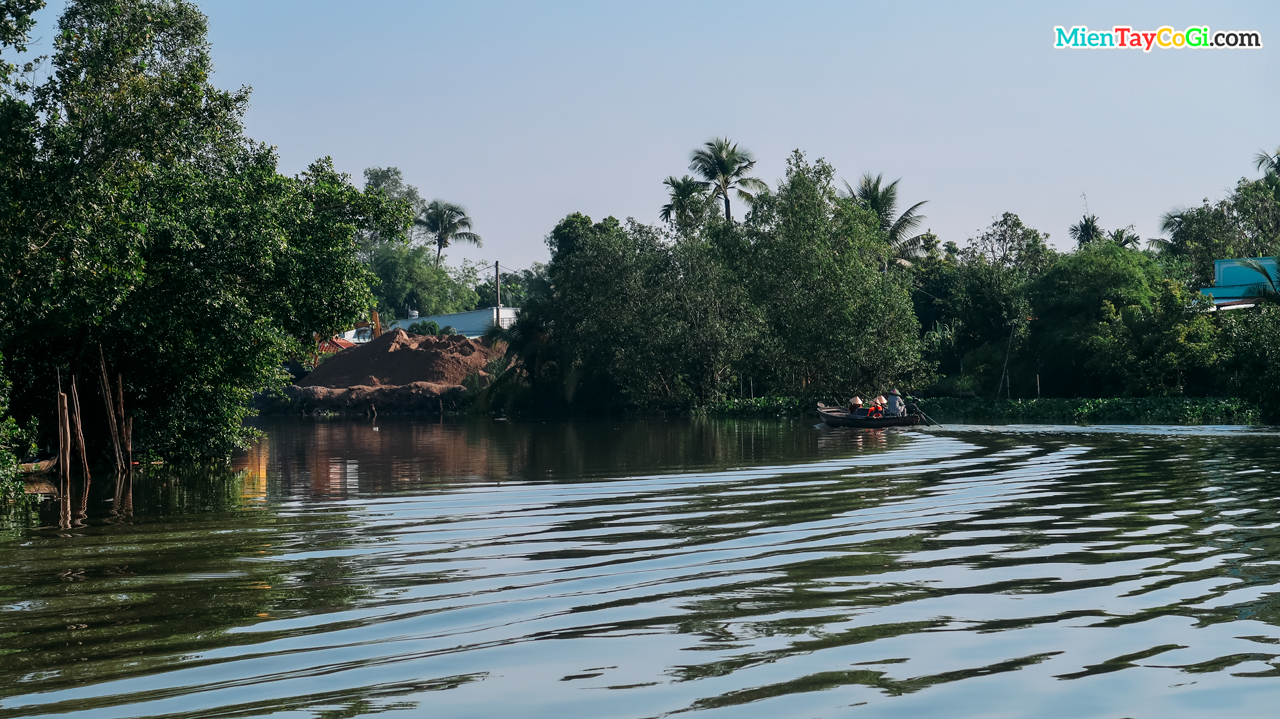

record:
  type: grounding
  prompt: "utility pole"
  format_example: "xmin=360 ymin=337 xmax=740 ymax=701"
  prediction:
xmin=495 ymin=261 xmax=502 ymax=308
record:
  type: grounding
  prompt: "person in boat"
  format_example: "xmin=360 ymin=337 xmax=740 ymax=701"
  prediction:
xmin=869 ymin=395 xmax=887 ymax=418
xmin=847 ymin=396 xmax=867 ymax=417
xmin=885 ymin=389 xmax=904 ymax=417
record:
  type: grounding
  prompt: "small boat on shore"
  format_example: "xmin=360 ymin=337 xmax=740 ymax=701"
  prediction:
xmin=19 ymin=457 xmax=56 ymax=474
xmin=816 ymin=403 xmax=923 ymax=428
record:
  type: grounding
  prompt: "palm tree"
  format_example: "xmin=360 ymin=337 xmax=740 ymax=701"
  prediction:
xmin=688 ymin=138 xmax=768 ymax=222
xmin=1159 ymin=209 xmax=1185 ymax=237
xmin=1107 ymin=226 xmax=1142 ymax=249
xmin=1241 ymin=258 xmax=1280 ymax=305
xmin=842 ymin=173 xmax=928 ymax=258
xmin=660 ymin=175 xmax=709 ymax=227
xmin=1150 ymin=208 xmax=1187 ymax=253
xmin=1254 ymin=146 xmax=1280 ymax=175
xmin=1068 ymin=214 xmax=1104 ymax=247
xmin=414 ymin=200 xmax=482 ymax=266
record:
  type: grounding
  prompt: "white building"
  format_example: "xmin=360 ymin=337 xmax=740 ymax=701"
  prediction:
xmin=342 ymin=306 xmax=519 ymax=342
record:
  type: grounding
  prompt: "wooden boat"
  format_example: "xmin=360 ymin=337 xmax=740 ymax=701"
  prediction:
xmin=816 ymin=403 xmax=922 ymax=428
xmin=19 ymin=457 xmax=56 ymax=474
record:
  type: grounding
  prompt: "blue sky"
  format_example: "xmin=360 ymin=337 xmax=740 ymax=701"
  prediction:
xmin=21 ymin=1 xmax=1280 ymax=268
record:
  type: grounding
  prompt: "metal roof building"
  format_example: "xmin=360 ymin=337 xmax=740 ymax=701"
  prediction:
xmin=341 ymin=307 xmax=519 ymax=342
xmin=1199 ymin=257 xmax=1277 ymax=309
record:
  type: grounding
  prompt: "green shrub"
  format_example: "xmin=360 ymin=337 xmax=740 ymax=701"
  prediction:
xmin=408 ymin=320 xmax=440 ymax=336
xmin=916 ymin=396 xmax=1259 ymax=425
xmin=701 ymin=396 xmax=806 ymax=417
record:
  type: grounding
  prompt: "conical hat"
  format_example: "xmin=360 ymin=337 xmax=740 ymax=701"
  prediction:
xmin=850 ymin=396 xmax=863 ymax=405
xmin=873 ymin=395 xmax=887 ymax=405
xmin=889 ymin=388 xmax=901 ymax=395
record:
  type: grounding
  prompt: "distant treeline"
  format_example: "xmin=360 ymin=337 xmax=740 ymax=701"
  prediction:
xmin=475 ymin=146 xmax=1280 ymax=423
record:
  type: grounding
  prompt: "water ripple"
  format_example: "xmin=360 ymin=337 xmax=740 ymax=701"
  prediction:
xmin=2 ymin=420 xmax=1280 ymax=718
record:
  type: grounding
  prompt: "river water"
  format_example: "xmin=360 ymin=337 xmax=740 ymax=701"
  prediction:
xmin=3 ymin=418 xmax=1280 ymax=718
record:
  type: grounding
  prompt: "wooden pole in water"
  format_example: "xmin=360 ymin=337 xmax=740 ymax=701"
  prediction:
xmin=73 ymin=381 xmax=89 ymax=525
xmin=59 ymin=390 xmax=72 ymax=529
xmin=99 ymin=345 xmax=124 ymax=473
xmin=57 ymin=391 xmax=70 ymax=494
xmin=995 ymin=323 xmax=1015 ymax=400
xmin=69 ymin=376 xmax=91 ymax=484
xmin=116 ymin=373 xmax=130 ymax=472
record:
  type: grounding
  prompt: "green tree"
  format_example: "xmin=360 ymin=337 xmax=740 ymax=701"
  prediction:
xmin=360 ymin=166 xmax=424 ymax=258
xmin=660 ymin=174 xmax=709 ymax=228
xmin=370 ymin=244 xmax=479 ymax=319
xmin=1157 ymin=149 xmax=1280 ymax=287
xmin=0 ymin=0 xmax=409 ymax=458
xmin=1069 ymin=214 xmax=1104 ymax=246
xmin=920 ymin=213 xmax=1053 ymax=396
xmin=414 ymin=200 xmax=482 ymax=266
xmin=0 ymin=353 xmax=36 ymax=503
xmin=1089 ymin=281 xmax=1220 ymax=395
xmin=1220 ymin=304 xmax=1280 ymax=422
xmin=486 ymin=212 xmax=760 ymax=412
xmin=742 ymin=152 xmax=926 ymax=395
xmin=1027 ymin=242 xmax=1170 ymax=397
xmin=688 ymin=137 xmax=768 ymax=222
xmin=842 ymin=173 xmax=928 ymax=261
xmin=1253 ymin=145 xmax=1280 ymax=175
xmin=0 ymin=0 xmax=44 ymax=85
xmin=473 ymin=263 xmax=550 ymax=309
xmin=1107 ymin=226 xmax=1142 ymax=249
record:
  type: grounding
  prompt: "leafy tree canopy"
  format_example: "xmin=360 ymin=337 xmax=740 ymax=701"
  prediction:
xmin=0 ymin=0 xmax=409 ymax=458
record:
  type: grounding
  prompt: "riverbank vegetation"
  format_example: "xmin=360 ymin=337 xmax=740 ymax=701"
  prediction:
xmin=697 ymin=396 xmax=1261 ymax=426
xmin=0 ymin=0 xmax=411 ymax=459
xmin=475 ymin=143 xmax=1280 ymax=424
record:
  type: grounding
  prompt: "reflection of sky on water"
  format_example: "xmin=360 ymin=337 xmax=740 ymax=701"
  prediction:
xmin=937 ymin=423 xmax=1280 ymax=437
xmin=5 ymin=420 xmax=1280 ymax=718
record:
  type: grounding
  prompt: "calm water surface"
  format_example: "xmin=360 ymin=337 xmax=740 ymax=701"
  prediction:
xmin=3 ymin=418 xmax=1280 ymax=718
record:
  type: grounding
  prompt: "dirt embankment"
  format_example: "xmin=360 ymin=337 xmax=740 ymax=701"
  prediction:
xmin=283 ymin=329 xmax=503 ymax=414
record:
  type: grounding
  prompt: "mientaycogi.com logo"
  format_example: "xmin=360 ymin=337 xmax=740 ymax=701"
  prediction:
xmin=1054 ymin=26 xmax=1262 ymax=51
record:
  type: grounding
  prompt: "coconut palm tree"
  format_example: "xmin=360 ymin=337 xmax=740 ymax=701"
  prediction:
xmin=1241 ymin=258 xmax=1280 ymax=305
xmin=660 ymin=175 xmax=709 ymax=227
xmin=841 ymin=173 xmax=928 ymax=259
xmin=1159 ymin=209 xmax=1186 ymax=237
xmin=1254 ymin=146 xmax=1280 ymax=175
xmin=688 ymin=138 xmax=768 ymax=222
xmin=1068 ymin=214 xmax=1104 ymax=247
xmin=414 ymin=200 xmax=482 ymax=266
xmin=1107 ymin=225 xmax=1142 ymax=249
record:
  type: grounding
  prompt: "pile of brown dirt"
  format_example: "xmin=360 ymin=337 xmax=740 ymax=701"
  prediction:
xmin=285 ymin=382 xmax=467 ymax=415
xmin=281 ymin=329 xmax=503 ymax=415
xmin=299 ymin=329 xmax=502 ymax=389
